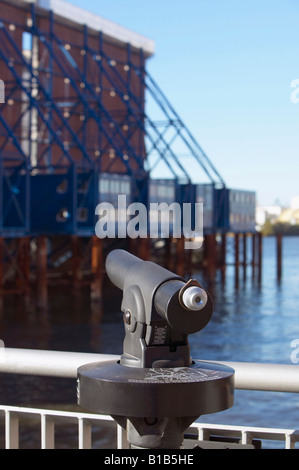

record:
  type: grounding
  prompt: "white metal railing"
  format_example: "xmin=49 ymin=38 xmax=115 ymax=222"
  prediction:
xmin=187 ymin=422 xmax=299 ymax=449
xmin=0 ymin=348 xmax=299 ymax=449
xmin=1 ymin=404 xmax=299 ymax=449
xmin=0 ymin=405 xmax=127 ymax=450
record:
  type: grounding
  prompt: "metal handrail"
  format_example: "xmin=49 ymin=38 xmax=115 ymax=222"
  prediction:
xmin=0 ymin=348 xmax=299 ymax=449
xmin=0 ymin=348 xmax=299 ymax=393
xmin=1 ymin=404 xmax=298 ymax=449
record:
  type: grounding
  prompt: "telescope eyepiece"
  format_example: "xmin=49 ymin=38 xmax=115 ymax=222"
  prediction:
xmin=181 ymin=285 xmax=208 ymax=311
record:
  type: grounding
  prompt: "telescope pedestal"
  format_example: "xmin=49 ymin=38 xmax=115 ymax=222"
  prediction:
xmin=77 ymin=360 xmax=234 ymax=449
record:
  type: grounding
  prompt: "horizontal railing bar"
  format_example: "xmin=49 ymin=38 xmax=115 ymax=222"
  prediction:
xmin=0 ymin=348 xmax=117 ymax=378
xmin=208 ymin=360 xmax=299 ymax=393
xmin=0 ymin=348 xmax=299 ymax=393
xmin=189 ymin=422 xmax=299 ymax=440
xmin=188 ymin=422 xmax=299 ymax=449
xmin=0 ymin=405 xmax=115 ymax=424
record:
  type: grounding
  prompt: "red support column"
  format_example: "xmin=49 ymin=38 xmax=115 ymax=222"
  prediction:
xmin=91 ymin=236 xmax=103 ymax=303
xmin=220 ymin=232 xmax=227 ymax=282
xmin=251 ymin=233 xmax=256 ymax=279
xmin=164 ymin=237 xmax=172 ymax=271
xmin=175 ymin=237 xmax=185 ymax=278
xmin=234 ymin=233 xmax=240 ymax=287
xmin=276 ymin=233 xmax=282 ymax=281
xmin=36 ymin=236 xmax=48 ymax=311
xmin=138 ymin=236 xmax=151 ymax=261
xmin=72 ymin=236 xmax=82 ymax=289
xmin=258 ymin=232 xmax=263 ymax=284
xmin=204 ymin=234 xmax=217 ymax=281
xmin=243 ymin=233 xmax=247 ymax=279
xmin=16 ymin=237 xmax=31 ymax=293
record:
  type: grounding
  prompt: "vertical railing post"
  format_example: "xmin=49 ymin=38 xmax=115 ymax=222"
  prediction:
xmin=117 ymin=424 xmax=130 ymax=450
xmin=5 ymin=411 xmax=19 ymax=449
xmin=41 ymin=414 xmax=55 ymax=449
xmin=78 ymin=418 xmax=92 ymax=449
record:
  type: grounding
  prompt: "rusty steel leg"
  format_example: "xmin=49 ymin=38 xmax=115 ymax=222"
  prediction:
xmin=72 ymin=236 xmax=83 ymax=289
xmin=164 ymin=237 xmax=172 ymax=271
xmin=91 ymin=236 xmax=103 ymax=303
xmin=276 ymin=233 xmax=282 ymax=281
xmin=16 ymin=237 xmax=31 ymax=292
xmin=204 ymin=234 xmax=217 ymax=281
xmin=220 ymin=232 xmax=227 ymax=283
xmin=175 ymin=237 xmax=185 ymax=278
xmin=234 ymin=233 xmax=240 ymax=288
xmin=258 ymin=232 xmax=263 ymax=284
xmin=251 ymin=233 xmax=256 ymax=279
xmin=138 ymin=236 xmax=151 ymax=261
xmin=243 ymin=233 xmax=247 ymax=279
xmin=36 ymin=236 xmax=48 ymax=311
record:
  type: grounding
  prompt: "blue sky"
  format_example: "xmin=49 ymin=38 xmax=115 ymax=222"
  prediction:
xmin=68 ymin=0 xmax=299 ymax=206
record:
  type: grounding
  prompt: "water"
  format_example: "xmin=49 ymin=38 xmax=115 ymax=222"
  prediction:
xmin=0 ymin=235 xmax=299 ymax=448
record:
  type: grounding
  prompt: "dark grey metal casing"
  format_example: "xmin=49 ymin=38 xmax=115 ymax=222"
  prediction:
xmin=105 ymin=249 xmax=213 ymax=368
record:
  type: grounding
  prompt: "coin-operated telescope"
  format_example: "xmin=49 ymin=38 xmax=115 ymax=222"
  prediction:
xmin=77 ymin=250 xmax=234 ymax=449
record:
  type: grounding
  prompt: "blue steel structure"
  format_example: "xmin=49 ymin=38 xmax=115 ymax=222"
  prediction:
xmin=0 ymin=0 xmax=232 ymax=239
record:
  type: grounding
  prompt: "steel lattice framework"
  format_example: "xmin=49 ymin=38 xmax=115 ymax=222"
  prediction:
xmin=0 ymin=0 xmax=226 ymax=237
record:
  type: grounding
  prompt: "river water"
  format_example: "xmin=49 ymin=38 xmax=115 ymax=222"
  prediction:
xmin=0 ymin=235 xmax=298 ymax=448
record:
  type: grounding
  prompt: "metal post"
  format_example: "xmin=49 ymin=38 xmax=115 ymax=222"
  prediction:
xmin=175 ymin=236 xmax=185 ymax=277
xmin=235 ymin=233 xmax=239 ymax=287
xmin=164 ymin=236 xmax=172 ymax=271
xmin=276 ymin=233 xmax=282 ymax=281
xmin=258 ymin=232 xmax=263 ymax=284
xmin=16 ymin=237 xmax=30 ymax=293
xmin=72 ymin=236 xmax=82 ymax=289
xmin=90 ymin=236 xmax=103 ymax=303
xmin=251 ymin=233 xmax=256 ymax=279
xmin=243 ymin=232 xmax=247 ymax=279
xmin=36 ymin=236 xmax=48 ymax=311
xmin=138 ymin=236 xmax=151 ymax=261
xmin=220 ymin=232 xmax=226 ymax=282
xmin=204 ymin=233 xmax=217 ymax=281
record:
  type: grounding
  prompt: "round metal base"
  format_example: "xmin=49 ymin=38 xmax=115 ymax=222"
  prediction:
xmin=77 ymin=360 xmax=234 ymax=418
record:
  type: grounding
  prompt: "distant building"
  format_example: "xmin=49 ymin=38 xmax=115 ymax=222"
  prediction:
xmin=277 ymin=208 xmax=299 ymax=226
xmin=291 ymin=196 xmax=299 ymax=210
xmin=256 ymin=205 xmax=282 ymax=228
xmin=256 ymin=196 xmax=299 ymax=230
xmin=229 ymin=189 xmax=256 ymax=232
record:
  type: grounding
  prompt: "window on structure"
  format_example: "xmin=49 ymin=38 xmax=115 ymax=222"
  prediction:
xmin=78 ymin=180 xmax=89 ymax=194
xmin=150 ymin=184 xmax=157 ymax=197
xmin=99 ymin=179 xmax=109 ymax=194
xmin=77 ymin=207 xmax=89 ymax=222
xmin=56 ymin=179 xmax=68 ymax=194
xmin=120 ymin=181 xmax=130 ymax=194
xmin=110 ymin=180 xmax=120 ymax=194
xmin=56 ymin=208 xmax=70 ymax=222
xmin=22 ymin=31 xmax=33 ymax=54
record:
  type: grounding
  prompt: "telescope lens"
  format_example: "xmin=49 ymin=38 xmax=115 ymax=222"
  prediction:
xmin=182 ymin=286 xmax=208 ymax=311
